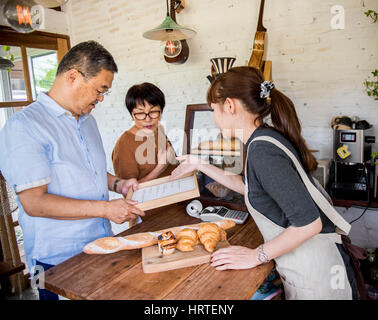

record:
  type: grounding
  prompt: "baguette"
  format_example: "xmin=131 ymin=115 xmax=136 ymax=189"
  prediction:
xmin=83 ymin=219 xmax=235 ymax=254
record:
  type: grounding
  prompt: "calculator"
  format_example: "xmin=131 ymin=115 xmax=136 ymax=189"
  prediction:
xmin=199 ymin=206 xmax=249 ymax=224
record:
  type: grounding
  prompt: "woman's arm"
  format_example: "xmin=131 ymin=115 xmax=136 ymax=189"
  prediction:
xmin=112 ymin=135 xmax=140 ymax=181
xmin=138 ymin=139 xmax=178 ymax=183
xmin=138 ymin=146 xmax=171 ymax=183
xmin=138 ymin=162 xmax=167 ymax=183
xmin=210 ymin=217 xmax=322 ymax=270
xmin=170 ymin=154 xmax=244 ymax=194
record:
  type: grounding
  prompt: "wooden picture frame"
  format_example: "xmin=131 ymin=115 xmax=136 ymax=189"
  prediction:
xmin=183 ymin=103 xmax=212 ymax=155
xmin=126 ymin=172 xmax=200 ymax=211
xmin=183 ymin=103 xmax=242 ymax=156
xmin=183 ymin=104 xmax=247 ymax=211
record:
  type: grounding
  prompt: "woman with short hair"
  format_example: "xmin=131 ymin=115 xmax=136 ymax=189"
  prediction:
xmin=112 ymin=82 xmax=177 ymax=183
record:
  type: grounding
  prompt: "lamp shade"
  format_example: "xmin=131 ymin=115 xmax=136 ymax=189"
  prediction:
xmin=143 ymin=15 xmax=196 ymax=41
xmin=0 ymin=57 xmax=15 ymax=70
xmin=34 ymin=0 xmax=68 ymax=7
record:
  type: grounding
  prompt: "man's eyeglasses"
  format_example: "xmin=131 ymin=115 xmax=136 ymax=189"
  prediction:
xmin=133 ymin=110 xmax=161 ymax=120
xmin=77 ymin=70 xmax=111 ymax=97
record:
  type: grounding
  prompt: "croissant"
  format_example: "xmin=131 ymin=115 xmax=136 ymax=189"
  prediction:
xmin=197 ymin=223 xmax=227 ymax=253
xmin=175 ymin=228 xmax=199 ymax=252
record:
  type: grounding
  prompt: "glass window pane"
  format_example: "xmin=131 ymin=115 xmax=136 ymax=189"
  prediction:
xmin=191 ymin=111 xmax=221 ymax=150
xmin=0 ymin=107 xmax=14 ymax=130
xmin=26 ymin=48 xmax=57 ymax=100
xmin=0 ymin=45 xmax=27 ymax=102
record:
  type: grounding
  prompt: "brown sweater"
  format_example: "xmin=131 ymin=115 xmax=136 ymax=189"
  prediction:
xmin=112 ymin=128 xmax=177 ymax=181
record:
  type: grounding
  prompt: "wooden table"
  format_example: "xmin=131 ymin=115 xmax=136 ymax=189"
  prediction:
xmin=44 ymin=202 xmax=274 ymax=300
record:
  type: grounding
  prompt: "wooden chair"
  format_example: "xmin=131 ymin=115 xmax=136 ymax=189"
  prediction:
xmin=0 ymin=260 xmax=25 ymax=296
xmin=0 ymin=172 xmax=26 ymax=295
xmin=0 ymin=261 xmax=25 ymax=279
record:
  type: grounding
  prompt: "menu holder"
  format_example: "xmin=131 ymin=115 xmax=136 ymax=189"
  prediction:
xmin=126 ymin=172 xmax=200 ymax=211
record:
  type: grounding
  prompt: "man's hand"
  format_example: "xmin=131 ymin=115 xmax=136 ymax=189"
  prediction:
xmin=105 ymin=198 xmax=145 ymax=224
xmin=116 ymin=178 xmax=138 ymax=196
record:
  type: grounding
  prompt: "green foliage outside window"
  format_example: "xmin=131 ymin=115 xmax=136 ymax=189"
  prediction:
xmin=363 ymin=10 xmax=377 ymax=100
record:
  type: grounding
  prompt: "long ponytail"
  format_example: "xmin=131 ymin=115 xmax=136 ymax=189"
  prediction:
xmin=269 ymin=88 xmax=318 ymax=173
xmin=207 ymin=66 xmax=318 ymax=174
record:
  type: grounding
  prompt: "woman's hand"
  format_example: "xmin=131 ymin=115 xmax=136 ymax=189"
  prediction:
xmin=170 ymin=155 xmax=209 ymax=180
xmin=117 ymin=178 xmax=138 ymax=195
xmin=210 ymin=245 xmax=260 ymax=270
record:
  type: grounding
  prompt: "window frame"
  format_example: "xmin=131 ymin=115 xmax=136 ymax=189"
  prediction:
xmin=0 ymin=25 xmax=70 ymax=109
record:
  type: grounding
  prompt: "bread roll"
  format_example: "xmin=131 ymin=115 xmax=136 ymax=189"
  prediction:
xmin=175 ymin=228 xmax=199 ymax=252
xmin=205 ymin=182 xmax=231 ymax=198
xmin=157 ymin=231 xmax=177 ymax=255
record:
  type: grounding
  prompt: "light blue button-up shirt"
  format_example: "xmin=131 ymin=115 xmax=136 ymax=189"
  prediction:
xmin=0 ymin=92 xmax=112 ymax=271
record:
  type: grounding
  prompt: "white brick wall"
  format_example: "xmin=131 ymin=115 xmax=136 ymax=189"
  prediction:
xmin=62 ymin=0 xmax=378 ymax=171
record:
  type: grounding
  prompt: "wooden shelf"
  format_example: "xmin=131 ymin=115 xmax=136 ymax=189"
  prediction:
xmin=332 ymin=198 xmax=378 ymax=209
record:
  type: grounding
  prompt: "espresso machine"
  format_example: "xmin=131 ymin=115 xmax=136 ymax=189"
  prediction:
xmin=329 ymin=129 xmax=376 ymax=201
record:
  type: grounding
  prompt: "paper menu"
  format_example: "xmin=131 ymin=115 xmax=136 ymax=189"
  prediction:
xmin=131 ymin=176 xmax=196 ymax=203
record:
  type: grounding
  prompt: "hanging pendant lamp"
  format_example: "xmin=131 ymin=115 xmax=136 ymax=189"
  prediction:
xmin=142 ymin=0 xmax=196 ymax=41
xmin=34 ymin=0 xmax=68 ymax=7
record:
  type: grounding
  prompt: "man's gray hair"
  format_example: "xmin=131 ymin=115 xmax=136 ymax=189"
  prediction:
xmin=56 ymin=40 xmax=118 ymax=78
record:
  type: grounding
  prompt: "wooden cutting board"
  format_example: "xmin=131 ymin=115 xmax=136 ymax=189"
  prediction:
xmin=142 ymin=241 xmax=230 ymax=273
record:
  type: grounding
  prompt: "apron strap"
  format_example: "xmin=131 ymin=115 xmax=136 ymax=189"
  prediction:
xmin=250 ymin=136 xmax=351 ymax=235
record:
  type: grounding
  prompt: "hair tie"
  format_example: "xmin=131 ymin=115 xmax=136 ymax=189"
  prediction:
xmin=260 ymin=81 xmax=275 ymax=99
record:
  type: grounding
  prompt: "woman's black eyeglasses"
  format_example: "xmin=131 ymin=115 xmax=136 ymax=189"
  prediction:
xmin=133 ymin=110 xmax=161 ymax=120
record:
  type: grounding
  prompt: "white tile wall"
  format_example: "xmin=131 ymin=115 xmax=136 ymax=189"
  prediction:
xmin=61 ymin=0 xmax=378 ymax=169
xmin=336 ymin=206 xmax=378 ymax=249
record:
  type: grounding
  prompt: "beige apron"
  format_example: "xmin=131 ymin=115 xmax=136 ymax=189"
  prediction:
xmin=245 ymin=136 xmax=352 ymax=300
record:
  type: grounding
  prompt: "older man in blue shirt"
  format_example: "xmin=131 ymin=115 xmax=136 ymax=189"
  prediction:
xmin=0 ymin=41 xmax=145 ymax=300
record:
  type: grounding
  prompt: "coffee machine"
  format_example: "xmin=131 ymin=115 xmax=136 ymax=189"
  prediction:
xmin=329 ymin=129 xmax=376 ymax=201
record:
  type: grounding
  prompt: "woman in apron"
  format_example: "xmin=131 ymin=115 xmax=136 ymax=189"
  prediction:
xmin=170 ymin=66 xmax=359 ymax=300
